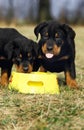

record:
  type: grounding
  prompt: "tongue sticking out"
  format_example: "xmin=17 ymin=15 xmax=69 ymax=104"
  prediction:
xmin=45 ymin=53 xmax=54 ymax=58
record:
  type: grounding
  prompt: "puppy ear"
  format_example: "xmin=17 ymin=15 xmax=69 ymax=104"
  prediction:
xmin=4 ymin=41 xmax=14 ymax=60
xmin=4 ymin=39 xmax=19 ymax=60
xmin=34 ymin=21 xmax=48 ymax=40
xmin=62 ymin=24 xmax=76 ymax=39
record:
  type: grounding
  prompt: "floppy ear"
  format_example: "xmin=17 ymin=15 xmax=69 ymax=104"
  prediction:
xmin=34 ymin=21 xmax=48 ymax=40
xmin=4 ymin=41 xmax=14 ymax=60
xmin=62 ymin=24 xmax=76 ymax=39
xmin=4 ymin=39 xmax=20 ymax=60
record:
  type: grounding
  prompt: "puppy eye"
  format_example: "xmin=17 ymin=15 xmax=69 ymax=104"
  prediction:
xmin=27 ymin=54 xmax=32 ymax=60
xmin=19 ymin=54 xmax=22 ymax=58
xmin=16 ymin=57 xmax=21 ymax=62
xmin=28 ymin=56 xmax=32 ymax=60
xmin=56 ymin=38 xmax=63 ymax=46
xmin=16 ymin=54 xmax=22 ymax=62
xmin=55 ymin=33 xmax=59 ymax=38
xmin=45 ymin=33 xmax=48 ymax=36
xmin=43 ymin=32 xmax=49 ymax=40
xmin=28 ymin=53 xmax=31 ymax=57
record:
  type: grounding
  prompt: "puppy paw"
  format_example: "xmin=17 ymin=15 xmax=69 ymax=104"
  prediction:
xmin=66 ymin=79 xmax=78 ymax=89
xmin=65 ymin=72 xmax=78 ymax=89
xmin=39 ymin=66 xmax=46 ymax=72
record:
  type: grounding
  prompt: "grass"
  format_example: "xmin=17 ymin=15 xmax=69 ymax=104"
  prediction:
xmin=0 ymin=25 xmax=84 ymax=130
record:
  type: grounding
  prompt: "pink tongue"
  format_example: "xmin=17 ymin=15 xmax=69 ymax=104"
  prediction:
xmin=46 ymin=53 xmax=54 ymax=58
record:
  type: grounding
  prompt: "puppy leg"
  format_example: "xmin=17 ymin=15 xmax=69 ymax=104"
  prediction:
xmin=1 ymin=70 xmax=9 ymax=86
xmin=65 ymin=61 xmax=78 ymax=89
xmin=0 ymin=60 xmax=13 ymax=86
xmin=0 ymin=68 xmax=11 ymax=86
xmin=65 ymin=71 xmax=78 ymax=89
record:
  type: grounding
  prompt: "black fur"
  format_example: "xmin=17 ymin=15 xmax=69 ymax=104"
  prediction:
xmin=0 ymin=28 xmax=38 ymax=86
xmin=34 ymin=21 xmax=78 ymax=88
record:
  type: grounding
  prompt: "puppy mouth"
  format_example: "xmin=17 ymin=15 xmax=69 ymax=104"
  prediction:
xmin=42 ymin=43 xmax=61 ymax=59
xmin=45 ymin=53 xmax=54 ymax=58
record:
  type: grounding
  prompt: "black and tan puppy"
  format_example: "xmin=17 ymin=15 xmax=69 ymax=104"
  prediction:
xmin=34 ymin=21 xmax=78 ymax=89
xmin=0 ymin=28 xmax=38 ymax=86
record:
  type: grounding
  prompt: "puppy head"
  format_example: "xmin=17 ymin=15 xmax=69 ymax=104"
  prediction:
xmin=5 ymin=37 xmax=38 ymax=73
xmin=35 ymin=21 xmax=75 ymax=59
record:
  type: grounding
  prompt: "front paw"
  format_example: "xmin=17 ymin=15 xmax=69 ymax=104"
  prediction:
xmin=65 ymin=72 xmax=78 ymax=89
xmin=39 ymin=66 xmax=46 ymax=72
xmin=66 ymin=79 xmax=78 ymax=89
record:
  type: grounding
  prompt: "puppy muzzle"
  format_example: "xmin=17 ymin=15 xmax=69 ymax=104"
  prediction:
xmin=22 ymin=61 xmax=29 ymax=72
xmin=46 ymin=39 xmax=54 ymax=52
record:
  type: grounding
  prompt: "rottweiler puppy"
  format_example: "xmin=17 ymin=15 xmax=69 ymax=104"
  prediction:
xmin=0 ymin=28 xmax=38 ymax=86
xmin=34 ymin=21 xmax=78 ymax=89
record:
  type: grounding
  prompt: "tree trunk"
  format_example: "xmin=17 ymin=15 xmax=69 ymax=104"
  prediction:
xmin=37 ymin=0 xmax=52 ymax=22
xmin=6 ymin=0 xmax=14 ymax=24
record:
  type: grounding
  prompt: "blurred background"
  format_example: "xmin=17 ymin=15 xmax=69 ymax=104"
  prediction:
xmin=0 ymin=0 xmax=84 ymax=25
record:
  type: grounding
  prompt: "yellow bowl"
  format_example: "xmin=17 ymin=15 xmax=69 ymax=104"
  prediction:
xmin=9 ymin=71 xmax=60 ymax=94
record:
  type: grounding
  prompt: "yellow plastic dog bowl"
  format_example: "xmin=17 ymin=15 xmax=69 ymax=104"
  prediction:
xmin=9 ymin=71 xmax=60 ymax=94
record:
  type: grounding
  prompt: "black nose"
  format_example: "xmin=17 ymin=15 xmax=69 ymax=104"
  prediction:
xmin=22 ymin=61 xmax=29 ymax=72
xmin=23 ymin=66 xmax=28 ymax=72
xmin=47 ymin=46 xmax=53 ymax=51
